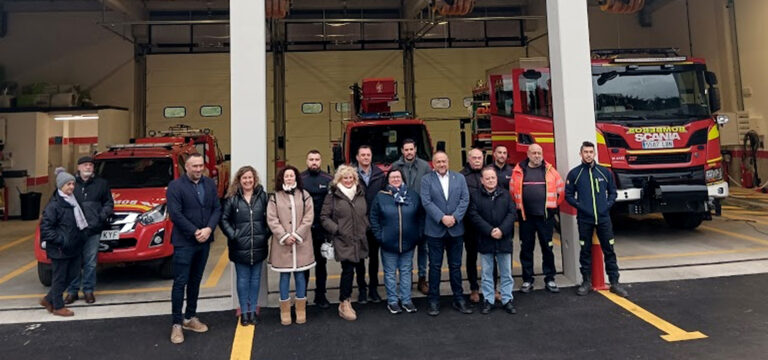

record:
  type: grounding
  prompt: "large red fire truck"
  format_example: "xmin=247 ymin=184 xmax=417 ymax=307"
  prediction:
xmin=332 ymin=78 xmax=439 ymax=169
xmin=480 ymin=49 xmax=729 ymax=229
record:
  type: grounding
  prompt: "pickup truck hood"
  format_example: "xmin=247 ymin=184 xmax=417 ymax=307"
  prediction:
xmin=111 ymin=187 xmax=167 ymax=213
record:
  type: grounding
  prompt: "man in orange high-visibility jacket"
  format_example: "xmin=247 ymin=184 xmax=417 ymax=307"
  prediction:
xmin=510 ymin=144 xmax=564 ymax=294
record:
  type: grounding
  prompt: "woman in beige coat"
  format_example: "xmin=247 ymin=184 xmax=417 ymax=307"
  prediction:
xmin=267 ymin=165 xmax=315 ymax=326
xmin=320 ymin=165 xmax=369 ymax=321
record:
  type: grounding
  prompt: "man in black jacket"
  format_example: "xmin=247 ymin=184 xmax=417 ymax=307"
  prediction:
xmin=167 ymin=153 xmax=221 ymax=344
xmin=65 ymin=156 xmax=113 ymax=305
xmin=460 ymin=148 xmax=485 ymax=303
xmin=355 ymin=145 xmax=385 ymax=303
xmin=492 ymin=145 xmax=513 ymax=191
xmin=301 ymin=150 xmax=333 ymax=309
xmin=565 ymin=141 xmax=627 ymax=298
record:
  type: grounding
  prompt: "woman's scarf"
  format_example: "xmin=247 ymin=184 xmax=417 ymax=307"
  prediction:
xmin=339 ymin=184 xmax=357 ymax=201
xmin=58 ymin=189 xmax=88 ymax=230
xmin=387 ymin=184 xmax=408 ymax=204
xmin=282 ymin=182 xmax=297 ymax=194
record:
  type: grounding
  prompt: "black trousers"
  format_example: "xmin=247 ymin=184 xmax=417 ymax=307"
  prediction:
xmin=46 ymin=256 xmax=81 ymax=310
xmin=519 ymin=214 xmax=557 ymax=283
xmin=463 ymin=227 xmax=479 ymax=291
xmin=578 ymin=220 xmax=620 ymax=283
xmin=304 ymin=228 xmax=328 ymax=299
xmin=366 ymin=230 xmax=380 ymax=294
xmin=339 ymin=260 xmax=366 ymax=301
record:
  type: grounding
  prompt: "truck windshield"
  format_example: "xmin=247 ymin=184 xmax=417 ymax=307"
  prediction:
xmin=349 ymin=124 xmax=432 ymax=165
xmin=592 ymin=67 xmax=710 ymax=123
xmin=96 ymin=158 xmax=174 ymax=189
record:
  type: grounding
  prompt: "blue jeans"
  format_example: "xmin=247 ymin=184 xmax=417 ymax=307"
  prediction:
xmin=68 ymin=232 xmax=100 ymax=294
xmin=417 ymin=240 xmax=428 ymax=278
xmin=427 ymin=235 xmax=464 ymax=304
xmin=381 ymin=249 xmax=414 ymax=305
xmin=234 ymin=261 xmax=263 ymax=313
xmin=279 ymin=271 xmax=306 ymax=300
xmin=171 ymin=242 xmax=210 ymax=325
xmin=480 ymin=253 xmax=514 ymax=304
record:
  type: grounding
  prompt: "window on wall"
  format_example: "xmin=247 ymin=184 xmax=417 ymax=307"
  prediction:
xmin=335 ymin=102 xmax=350 ymax=113
xmin=200 ymin=105 xmax=223 ymax=117
xmin=430 ymin=98 xmax=451 ymax=109
xmin=302 ymin=102 xmax=323 ymax=114
xmin=164 ymin=106 xmax=186 ymax=118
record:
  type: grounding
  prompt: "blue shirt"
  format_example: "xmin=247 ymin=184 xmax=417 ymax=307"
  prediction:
xmin=192 ymin=179 xmax=205 ymax=204
xmin=358 ymin=167 xmax=372 ymax=186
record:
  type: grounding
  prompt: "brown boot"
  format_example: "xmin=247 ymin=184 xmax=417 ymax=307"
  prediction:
xmin=39 ymin=297 xmax=53 ymax=313
xmin=338 ymin=300 xmax=357 ymax=321
xmin=279 ymin=298 xmax=292 ymax=326
xmin=418 ymin=277 xmax=429 ymax=295
xmin=52 ymin=307 xmax=74 ymax=317
xmin=295 ymin=298 xmax=307 ymax=324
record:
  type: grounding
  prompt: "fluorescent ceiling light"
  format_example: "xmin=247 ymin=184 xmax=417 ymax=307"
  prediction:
xmin=54 ymin=114 xmax=99 ymax=121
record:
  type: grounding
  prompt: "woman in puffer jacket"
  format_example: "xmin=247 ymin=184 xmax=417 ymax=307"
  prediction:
xmin=221 ymin=166 xmax=269 ymax=326
xmin=369 ymin=168 xmax=423 ymax=315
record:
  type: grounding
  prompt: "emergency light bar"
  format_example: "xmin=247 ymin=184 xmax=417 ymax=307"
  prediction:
xmin=612 ymin=57 xmax=687 ymax=63
xmin=109 ymin=143 xmax=177 ymax=149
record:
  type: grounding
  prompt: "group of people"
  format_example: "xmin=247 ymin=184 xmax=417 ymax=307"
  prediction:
xmin=37 ymin=139 xmax=628 ymax=346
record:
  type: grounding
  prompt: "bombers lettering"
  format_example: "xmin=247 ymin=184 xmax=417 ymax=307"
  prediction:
xmin=626 ymin=126 xmax=687 ymax=134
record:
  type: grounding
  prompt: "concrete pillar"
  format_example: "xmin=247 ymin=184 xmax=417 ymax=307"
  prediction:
xmin=230 ymin=0 xmax=267 ymax=309
xmin=546 ymin=0 xmax=597 ymax=285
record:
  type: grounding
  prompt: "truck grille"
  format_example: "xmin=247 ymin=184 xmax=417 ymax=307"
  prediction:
xmin=627 ymin=153 xmax=691 ymax=165
xmin=107 ymin=212 xmax=139 ymax=233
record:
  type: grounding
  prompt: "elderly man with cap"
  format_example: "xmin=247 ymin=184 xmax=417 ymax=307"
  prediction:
xmin=64 ymin=156 xmax=113 ymax=305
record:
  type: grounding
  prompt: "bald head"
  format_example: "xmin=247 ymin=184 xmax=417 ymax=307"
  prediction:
xmin=527 ymin=144 xmax=543 ymax=168
xmin=468 ymin=148 xmax=484 ymax=170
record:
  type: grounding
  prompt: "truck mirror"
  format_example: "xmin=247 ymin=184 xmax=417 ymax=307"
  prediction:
xmin=332 ymin=145 xmax=344 ymax=168
xmin=436 ymin=141 xmax=446 ymax=152
xmin=705 ymin=71 xmax=718 ymax=86
xmin=709 ymin=87 xmax=721 ymax=113
xmin=224 ymin=154 xmax=231 ymax=161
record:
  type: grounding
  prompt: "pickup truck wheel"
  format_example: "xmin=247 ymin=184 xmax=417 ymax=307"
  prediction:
xmin=38 ymin=262 xmax=52 ymax=287
xmin=158 ymin=256 xmax=174 ymax=279
xmin=663 ymin=212 xmax=704 ymax=230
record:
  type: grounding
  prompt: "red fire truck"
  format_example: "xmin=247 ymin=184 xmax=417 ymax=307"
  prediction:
xmin=470 ymin=79 xmax=492 ymax=150
xmin=482 ymin=49 xmax=729 ymax=229
xmin=332 ymin=78 xmax=440 ymax=169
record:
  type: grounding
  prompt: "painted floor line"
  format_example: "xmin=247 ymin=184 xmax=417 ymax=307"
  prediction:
xmin=619 ymin=246 xmax=768 ymax=261
xmin=700 ymin=225 xmax=768 ymax=246
xmin=203 ymin=247 xmax=231 ymax=288
xmin=0 ymin=234 xmax=34 ymax=254
xmin=0 ymin=260 xmax=36 ymax=286
xmin=720 ymin=214 xmax=768 ymax=226
xmin=230 ymin=320 xmax=255 ymax=360
xmin=598 ymin=290 xmax=707 ymax=342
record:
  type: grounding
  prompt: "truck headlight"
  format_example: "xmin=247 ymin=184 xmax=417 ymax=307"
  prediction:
xmin=706 ymin=167 xmax=723 ymax=183
xmin=138 ymin=204 xmax=167 ymax=226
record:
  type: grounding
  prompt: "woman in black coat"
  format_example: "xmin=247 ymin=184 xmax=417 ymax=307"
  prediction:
xmin=39 ymin=169 xmax=88 ymax=317
xmin=220 ymin=166 xmax=269 ymax=326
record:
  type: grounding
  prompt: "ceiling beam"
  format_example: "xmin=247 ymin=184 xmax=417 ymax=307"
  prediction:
xmin=99 ymin=0 xmax=147 ymax=20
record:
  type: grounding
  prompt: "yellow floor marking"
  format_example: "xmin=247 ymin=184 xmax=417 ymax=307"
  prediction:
xmin=0 ymin=260 xmax=36 ymax=286
xmin=203 ymin=248 xmax=231 ymax=288
xmin=230 ymin=320 xmax=255 ymax=360
xmin=720 ymin=214 xmax=768 ymax=226
xmin=619 ymin=246 xmax=768 ymax=261
xmin=727 ymin=210 xmax=768 ymax=216
xmin=0 ymin=234 xmax=33 ymax=254
xmin=598 ymin=290 xmax=707 ymax=342
xmin=720 ymin=205 xmax=741 ymax=210
xmin=700 ymin=225 xmax=768 ymax=246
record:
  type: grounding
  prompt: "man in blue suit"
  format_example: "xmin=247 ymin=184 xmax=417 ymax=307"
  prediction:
xmin=420 ymin=151 xmax=472 ymax=316
xmin=166 ymin=153 xmax=221 ymax=344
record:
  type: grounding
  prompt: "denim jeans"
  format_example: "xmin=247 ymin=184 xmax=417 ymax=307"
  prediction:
xmin=68 ymin=232 xmax=100 ymax=294
xmin=234 ymin=261 xmax=263 ymax=313
xmin=427 ymin=235 xmax=464 ymax=304
xmin=416 ymin=239 xmax=428 ymax=278
xmin=480 ymin=253 xmax=514 ymax=304
xmin=381 ymin=249 xmax=414 ymax=305
xmin=171 ymin=242 xmax=210 ymax=325
xmin=279 ymin=271 xmax=306 ymax=300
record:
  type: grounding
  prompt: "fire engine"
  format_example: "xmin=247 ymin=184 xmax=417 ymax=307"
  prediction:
xmin=481 ymin=49 xmax=729 ymax=229
xmin=35 ymin=130 xmax=227 ymax=286
xmin=332 ymin=78 xmax=441 ymax=170
xmin=470 ymin=79 xmax=492 ymax=150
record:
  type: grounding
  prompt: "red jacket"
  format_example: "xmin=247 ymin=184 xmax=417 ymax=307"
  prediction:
xmin=510 ymin=160 xmax=565 ymax=221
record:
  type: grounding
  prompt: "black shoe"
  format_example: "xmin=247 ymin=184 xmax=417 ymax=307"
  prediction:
xmin=358 ymin=291 xmax=368 ymax=305
xmin=387 ymin=303 xmax=402 ymax=314
xmin=314 ymin=296 xmax=330 ymax=309
xmin=427 ymin=303 xmax=440 ymax=316
xmin=576 ymin=280 xmax=591 ymax=296
xmin=480 ymin=301 xmax=493 ymax=315
xmin=520 ymin=282 xmax=533 ymax=294
xmin=402 ymin=302 xmax=417 ymax=313
xmin=610 ymin=283 xmax=629 ymax=297
xmin=452 ymin=301 xmax=473 ymax=314
xmin=240 ymin=313 xmax=251 ymax=326
xmin=503 ymin=301 xmax=517 ymax=314
xmin=250 ymin=312 xmax=260 ymax=326
xmin=545 ymin=281 xmax=560 ymax=293
xmin=369 ymin=290 xmax=382 ymax=304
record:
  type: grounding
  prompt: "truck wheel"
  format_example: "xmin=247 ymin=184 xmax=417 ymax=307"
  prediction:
xmin=158 ymin=256 xmax=174 ymax=279
xmin=663 ymin=212 xmax=704 ymax=230
xmin=38 ymin=262 xmax=52 ymax=287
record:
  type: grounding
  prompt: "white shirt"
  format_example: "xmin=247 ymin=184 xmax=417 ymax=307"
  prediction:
xmin=437 ymin=171 xmax=450 ymax=201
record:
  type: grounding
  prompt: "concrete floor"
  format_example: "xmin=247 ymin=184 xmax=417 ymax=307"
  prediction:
xmin=0 ymin=187 xmax=767 ymax=325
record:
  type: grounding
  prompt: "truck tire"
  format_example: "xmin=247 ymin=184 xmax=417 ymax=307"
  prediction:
xmin=38 ymin=262 xmax=52 ymax=287
xmin=663 ymin=212 xmax=704 ymax=230
xmin=158 ymin=256 xmax=174 ymax=279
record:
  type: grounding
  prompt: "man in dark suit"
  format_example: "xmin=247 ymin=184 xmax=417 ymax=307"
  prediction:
xmin=420 ymin=151 xmax=472 ymax=316
xmin=166 ymin=153 xmax=222 ymax=344
xmin=356 ymin=145 xmax=386 ymax=303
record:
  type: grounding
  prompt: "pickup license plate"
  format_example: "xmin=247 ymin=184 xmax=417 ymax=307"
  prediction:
xmin=100 ymin=230 xmax=120 ymax=241
xmin=642 ymin=141 xmax=673 ymax=149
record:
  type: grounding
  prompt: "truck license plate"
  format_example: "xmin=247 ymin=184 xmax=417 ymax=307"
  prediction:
xmin=100 ymin=230 xmax=120 ymax=241
xmin=642 ymin=141 xmax=673 ymax=149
